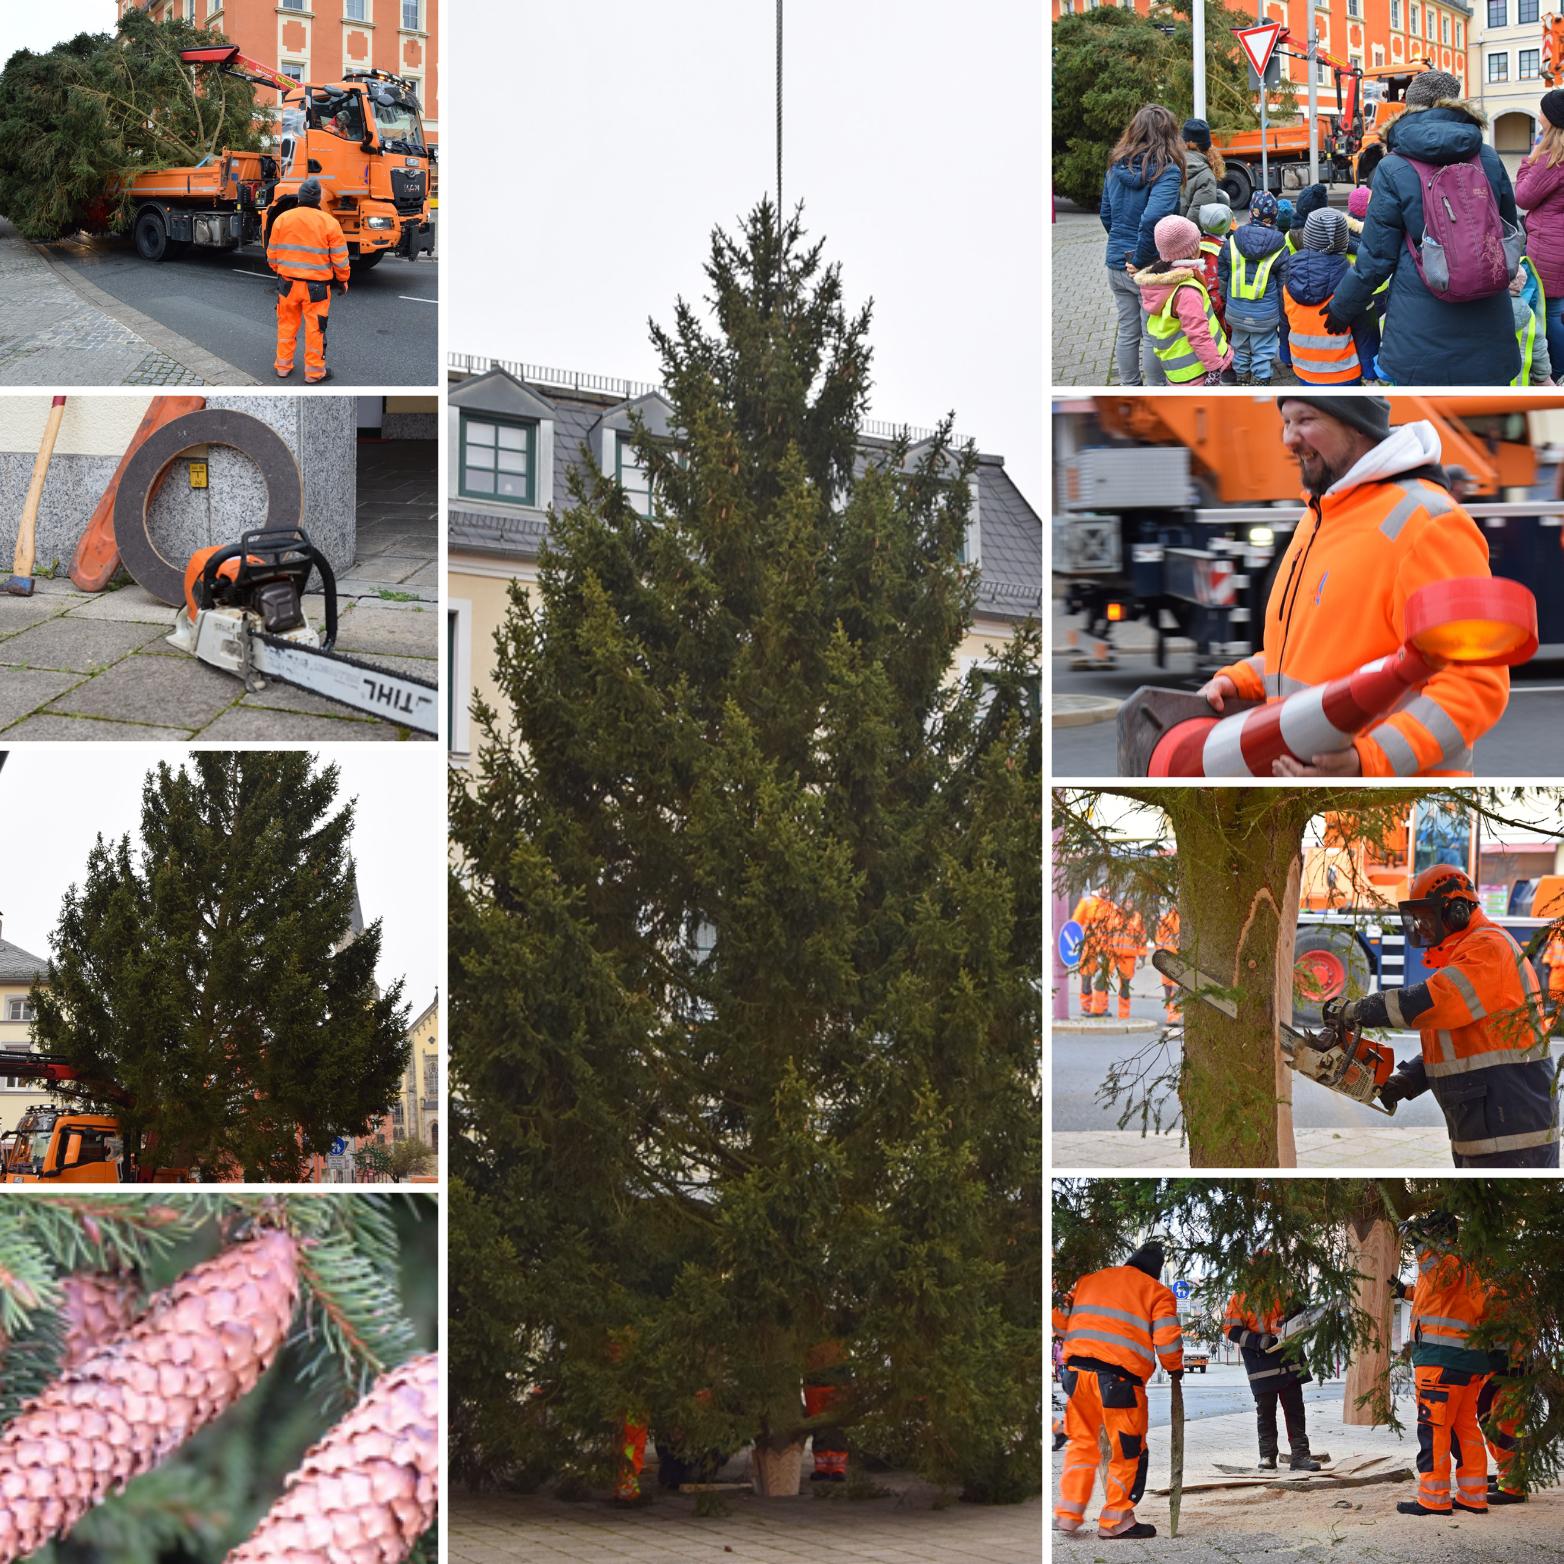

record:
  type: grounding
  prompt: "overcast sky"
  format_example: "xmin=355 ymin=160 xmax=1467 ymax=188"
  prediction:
xmin=445 ymin=1 xmax=1043 ymax=504
xmin=0 ymin=747 xmax=443 ymax=1008
xmin=0 ymin=4 xmax=114 ymax=57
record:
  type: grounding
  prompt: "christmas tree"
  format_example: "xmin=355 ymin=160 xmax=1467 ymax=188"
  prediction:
xmin=0 ymin=1192 xmax=436 ymax=1564
xmin=33 ymin=752 xmax=410 ymax=1181
xmin=451 ymin=200 xmax=1041 ymax=1499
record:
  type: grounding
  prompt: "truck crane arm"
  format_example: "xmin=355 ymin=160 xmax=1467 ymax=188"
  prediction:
xmin=0 ymin=1051 xmax=130 ymax=1107
xmin=179 ymin=46 xmax=295 ymax=95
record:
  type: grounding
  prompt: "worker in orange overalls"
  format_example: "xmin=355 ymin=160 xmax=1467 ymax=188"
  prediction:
xmin=1475 ymin=1309 xmax=1532 ymax=1505
xmin=1070 ymin=887 xmax=1117 ymax=1017
xmin=1544 ymin=924 xmax=1564 ymax=1007
xmin=1054 ymin=1240 xmax=1183 ymax=1540
xmin=1202 ymin=397 xmax=1508 ymax=778
xmin=803 ymin=1339 xmax=850 ymax=1483
xmin=1106 ymin=903 xmax=1148 ymax=1021
xmin=1337 ymin=864 xmax=1556 ymax=1167
xmin=266 ymin=177 xmax=351 ymax=384
xmin=1155 ymin=905 xmax=1181 ymax=1024
xmin=1391 ymin=1210 xmax=1492 ymax=1518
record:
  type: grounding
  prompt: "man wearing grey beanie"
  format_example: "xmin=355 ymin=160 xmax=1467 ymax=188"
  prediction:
xmin=1324 ymin=63 xmax=1520 ymax=383
xmin=1197 ymin=398 xmax=1510 ymax=777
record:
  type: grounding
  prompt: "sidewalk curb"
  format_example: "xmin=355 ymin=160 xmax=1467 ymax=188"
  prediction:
xmin=1054 ymin=1020 xmax=1150 ymax=1034
xmin=1053 ymin=694 xmax=1119 ymax=728
xmin=30 ymin=240 xmax=257 ymax=386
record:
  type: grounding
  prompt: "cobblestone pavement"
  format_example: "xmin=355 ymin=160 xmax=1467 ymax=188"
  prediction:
xmin=0 ymin=219 xmax=234 ymax=387
xmin=1051 ymin=205 xmax=1303 ymax=388
xmin=452 ymin=1480 xmax=1043 ymax=1564
xmin=0 ymin=441 xmax=437 ymax=739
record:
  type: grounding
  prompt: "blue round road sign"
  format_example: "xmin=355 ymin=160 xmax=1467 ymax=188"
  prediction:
xmin=1058 ymin=919 xmax=1085 ymax=971
xmin=1173 ymin=1279 xmax=1192 ymax=1299
xmin=331 ymin=1136 xmax=349 ymax=1157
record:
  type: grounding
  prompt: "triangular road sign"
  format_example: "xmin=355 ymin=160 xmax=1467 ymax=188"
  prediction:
xmin=1234 ymin=21 xmax=1284 ymax=78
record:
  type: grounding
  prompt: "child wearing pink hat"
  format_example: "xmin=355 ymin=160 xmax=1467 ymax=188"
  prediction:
xmin=1134 ymin=213 xmax=1235 ymax=384
xmin=1345 ymin=185 xmax=1372 ymax=258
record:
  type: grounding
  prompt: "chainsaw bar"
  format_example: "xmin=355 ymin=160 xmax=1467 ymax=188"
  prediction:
xmin=253 ymin=631 xmax=438 ymax=734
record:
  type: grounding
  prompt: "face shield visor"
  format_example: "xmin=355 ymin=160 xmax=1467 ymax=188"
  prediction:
xmin=1398 ymin=897 xmax=1447 ymax=949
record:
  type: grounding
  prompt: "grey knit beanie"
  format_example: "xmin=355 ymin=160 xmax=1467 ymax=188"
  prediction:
xmin=1277 ymin=396 xmax=1393 ymax=442
xmin=1301 ymin=208 xmax=1349 ymax=254
xmin=1404 ymin=68 xmax=1461 ymax=107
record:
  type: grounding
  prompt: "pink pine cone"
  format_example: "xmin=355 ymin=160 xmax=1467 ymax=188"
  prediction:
xmin=61 ymin=1272 xmax=141 ymax=1367
xmin=225 ymin=1352 xmax=439 ymax=1563
xmin=0 ymin=1228 xmax=299 ymax=1564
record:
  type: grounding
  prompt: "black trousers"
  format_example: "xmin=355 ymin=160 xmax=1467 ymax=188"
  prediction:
xmin=1253 ymin=1376 xmax=1310 ymax=1460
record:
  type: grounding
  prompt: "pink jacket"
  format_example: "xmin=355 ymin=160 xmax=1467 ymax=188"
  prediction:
xmin=1134 ymin=262 xmax=1233 ymax=374
xmin=1515 ymin=154 xmax=1564 ymax=297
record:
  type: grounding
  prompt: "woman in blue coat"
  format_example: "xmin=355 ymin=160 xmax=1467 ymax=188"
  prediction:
xmin=1099 ymin=104 xmax=1185 ymax=385
xmin=1328 ymin=70 xmax=1520 ymax=386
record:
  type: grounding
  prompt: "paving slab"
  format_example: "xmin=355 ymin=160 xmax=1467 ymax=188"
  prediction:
xmin=332 ymin=600 xmax=437 ymax=657
xmin=198 ymin=705 xmax=413 ymax=741
xmin=0 ymin=616 xmax=166 ymax=673
xmin=0 ymin=668 xmax=84 ymax=728
xmin=63 ymin=587 xmax=179 ymax=626
xmin=0 ymin=596 xmax=75 ymax=635
xmin=0 ymin=713 xmax=193 ymax=741
xmin=44 ymin=652 xmax=237 ymax=730
xmin=1051 ymin=1126 xmax=1456 ymax=1170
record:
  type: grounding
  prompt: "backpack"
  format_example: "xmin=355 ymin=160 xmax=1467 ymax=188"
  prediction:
xmin=1401 ymin=152 xmax=1523 ymax=303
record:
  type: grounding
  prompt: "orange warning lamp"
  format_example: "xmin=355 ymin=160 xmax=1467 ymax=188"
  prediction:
xmin=1403 ymin=577 xmax=1538 ymax=668
xmin=1107 ymin=601 xmax=1125 ymax=622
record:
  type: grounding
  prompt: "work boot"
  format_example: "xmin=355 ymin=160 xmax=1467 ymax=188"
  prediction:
xmin=1489 ymin=1489 xmax=1527 ymax=1505
xmin=1100 ymin=1523 xmax=1157 ymax=1539
xmin=1453 ymin=1502 xmax=1488 ymax=1515
xmin=306 ymin=369 xmax=336 ymax=385
xmin=1288 ymin=1451 xmax=1322 ymax=1472
xmin=1257 ymin=1454 xmax=1278 ymax=1471
xmin=1396 ymin=1501 xmax=1450 ymax=1517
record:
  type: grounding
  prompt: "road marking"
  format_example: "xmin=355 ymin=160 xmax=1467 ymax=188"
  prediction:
xmin=234 ymin=270 xmax=275 ymax=280
xmin=399 ymin=296 xmax=438 ymax=304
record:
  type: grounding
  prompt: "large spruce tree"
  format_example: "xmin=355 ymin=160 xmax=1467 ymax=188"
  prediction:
xmin=33 ymin=752 xmax=409 ymax=1181
xmin=450 ymin=201 xmax=1041 ymax=1498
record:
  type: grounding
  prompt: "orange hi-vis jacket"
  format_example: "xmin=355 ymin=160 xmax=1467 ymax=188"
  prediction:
xmin=1283 ymin=291 xmax=1361 ymax=384
xmin=1060 ymin=1265 xmax=1184 ymax=1383
xmin=1223 ymin=1292 xmax=1311 ymax=1388
xmin=1546 ymin=930 xmax=1564 ymax=993
xmin=1071 ymin=894 xmax=1115 ymax=962
xmin=1390 ymin=910 xmax=1555 ymax=1162
xmin=1156 ymin=908 xmax=1180 ymax=951
xmin=266 ymin=204 xmax=351 ymax=285
xmin=1107 ymin=909 xmax=1147 ymax=963
xmin=1214 ymin=425 xmax=1508 ymax=776
xmin=1399 ymin=1245 xmax=1491 ymax=1374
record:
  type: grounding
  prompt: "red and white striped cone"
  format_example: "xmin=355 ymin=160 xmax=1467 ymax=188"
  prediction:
xmin=1145 ymin=576 xmax=1538 ymax=778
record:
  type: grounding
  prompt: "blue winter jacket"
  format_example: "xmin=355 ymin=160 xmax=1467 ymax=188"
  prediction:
xmin=1099 ymin=159 xmax=1184 ymax=271
xmin=1217 ymin=222 xmax=1288 ymax=328
xmin=1331 ymin=102 xmax=1520 ymax=386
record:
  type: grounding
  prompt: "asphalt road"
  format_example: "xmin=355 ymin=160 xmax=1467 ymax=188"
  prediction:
xmin=1051 ymin=998 xmax=1564 ymax=1133
xmin=1051 ymin=644 xmax=1564 ymax=777
xmin=44 ymin=234 xmax=438 ymax=386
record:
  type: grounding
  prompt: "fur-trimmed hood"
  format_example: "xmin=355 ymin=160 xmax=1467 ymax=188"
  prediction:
xmin=1389 ymin=101 xmax=1491 ymax=166
xmin=1134 ymin=261 xmax=1205 ymax=314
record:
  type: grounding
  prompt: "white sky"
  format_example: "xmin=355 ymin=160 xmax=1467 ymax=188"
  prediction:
xmin=445 ymin=0 xmax=1044 ymax=505
xmin=0 ymin=4 xmax=120 ymax=58
xmin=0 ymin=747 xmax=443 ymax=1008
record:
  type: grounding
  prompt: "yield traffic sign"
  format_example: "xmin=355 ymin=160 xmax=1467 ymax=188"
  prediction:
xmin=1233 ymin=21 xmax=1284 ymax=79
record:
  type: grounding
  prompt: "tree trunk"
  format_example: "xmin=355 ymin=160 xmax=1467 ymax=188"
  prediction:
xmin=1169 ymin=794 xmax=1310 ymax=1168
xmin=1344 ymin=1213 xmax=1397 ymax=1426
xmin=750 ymin=1442 xmax=803 ymax=1497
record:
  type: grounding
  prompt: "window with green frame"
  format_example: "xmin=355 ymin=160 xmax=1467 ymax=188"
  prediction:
xmin=461 ymin=414 xmax=535 ymax=505
xmin=615 ymin=431 xmax=654 ymax=516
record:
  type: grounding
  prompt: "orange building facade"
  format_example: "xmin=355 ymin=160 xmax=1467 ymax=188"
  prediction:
xmin=116 ymin=0 xmax=440 ymax=137
xmin=1052 ymin=0 xmax=1471 ymax=96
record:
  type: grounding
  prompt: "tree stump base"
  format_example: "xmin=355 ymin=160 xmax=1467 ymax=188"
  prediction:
xmin=750 ymin=1443 xmax=803 ymax=1497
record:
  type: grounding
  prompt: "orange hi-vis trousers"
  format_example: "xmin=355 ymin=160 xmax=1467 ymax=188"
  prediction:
xmin=615 ymin=1418 xmax=648 ymax=1501
xmin=804 ymin=1383 xmax=848 ymax=1477
xmin=1477 ymin=1374 xmax=1526 ymax=1494
xmin=1056 ymin=1363 xmax=1149 ymax=1536
xmin=276 ymin=279 xmax=332 ymax=381
xmin=1415 ymin=1364 xmax=1489 ymax=1512
xmin=1114 ymin=957 xmax=1137 ymax=1020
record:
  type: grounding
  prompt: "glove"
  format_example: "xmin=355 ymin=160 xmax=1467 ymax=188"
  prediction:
xmin=1333 ymin=997 xmax=1366 ymax=1026
xmin=1323 ymin=308 xmax=1352 ymax=336
xmin=338 ymin=279 xmax=350 ymax=296
xmin=1202 ymin=370 xmax=1225 ymax=385
xmin=1169 ymin=1369 xmax=1184 ymax=1381
xmin=1259 ymin=1332 xmax=1280 ymax=1352
xmin=1378 ymin=1071 xmax=1411 ymax=1109
xmin=1387 ymin=1277 xmax=1405 ymax=1297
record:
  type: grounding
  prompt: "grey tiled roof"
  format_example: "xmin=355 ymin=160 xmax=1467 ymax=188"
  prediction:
xmin=448 ymin=367 xmax=1041 ymax=621
xmin=0 ymin=938 xmax=47 ymax=985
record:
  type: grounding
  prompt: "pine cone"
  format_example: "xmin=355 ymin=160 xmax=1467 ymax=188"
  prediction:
xmin=0 ymin=1228 xmax=298 ymax=1563
xmin=225 ymin=1352 xmax=439 ymax=1563
xmin=60 ymin=1272 xmax=140 ymax=1368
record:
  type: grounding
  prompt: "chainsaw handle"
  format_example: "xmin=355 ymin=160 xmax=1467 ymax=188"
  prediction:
xmin=196 ymin=528 xmax=337 ymax=651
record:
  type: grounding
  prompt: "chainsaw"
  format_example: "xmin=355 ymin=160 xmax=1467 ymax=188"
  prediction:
xmin=167 ymin=528 xmax=437 ymax=735
xmin=1151 ymin=949 xmax=1397 ymax=1114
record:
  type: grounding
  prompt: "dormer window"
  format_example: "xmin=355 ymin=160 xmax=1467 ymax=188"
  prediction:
xmin=460 ymin=414 xmax=535 ymax=506
xmin=614 ymin=431 xmax=655 ymax=518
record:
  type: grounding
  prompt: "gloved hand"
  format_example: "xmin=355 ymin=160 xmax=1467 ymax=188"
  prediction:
xmin=1387 ymin=1277 xmax=1405 ymax=1297
xmin=1202 ymin=370 xmax=1225 ymax=385
xmin=1323 ymin=308 xmax=1352 ymax=336
xmin=1379 ymin=1071 xmax=1411 ymax=1109
xmin=338 ymin=279 xmax=350 ymax=296
xmin=1169 ymin=1369 xmax=1184 ymax=1381
xmin=1259 ymin=1332 xmax=1280 ymax=1351
xmin=1333 ymin=996 xmax=1366 ymax=1026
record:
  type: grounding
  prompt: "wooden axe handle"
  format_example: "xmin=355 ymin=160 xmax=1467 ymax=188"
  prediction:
xmin=13 ymin=396 xmax=67 ymax=578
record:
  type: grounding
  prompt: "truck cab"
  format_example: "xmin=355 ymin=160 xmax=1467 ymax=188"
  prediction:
xmin=2 ymin=1107 xmax=124 ymax=1182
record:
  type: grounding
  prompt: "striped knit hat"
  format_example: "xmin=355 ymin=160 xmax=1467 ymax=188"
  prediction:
xmin=1301 ymin=208 xmax=1350 ymax=254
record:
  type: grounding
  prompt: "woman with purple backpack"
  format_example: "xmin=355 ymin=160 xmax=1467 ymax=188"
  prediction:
xmin=1514 ymin=91 xmax=1564 ymax=377
xmin=1327 ymin=68 xmax=1521 ymax=385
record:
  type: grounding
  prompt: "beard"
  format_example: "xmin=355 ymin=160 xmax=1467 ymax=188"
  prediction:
xmin=1295 ymin=447 xmax=1343 ymax=496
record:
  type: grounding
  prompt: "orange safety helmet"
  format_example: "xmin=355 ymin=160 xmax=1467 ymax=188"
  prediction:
xmin=1399 ymin=864 xmax=1480 ymax=950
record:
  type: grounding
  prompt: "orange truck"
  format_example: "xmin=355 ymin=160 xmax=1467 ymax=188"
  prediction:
xmin=1052 ymin=395 xmax=1564 ymax=669
xmin=1210 ymin=57 xmax=1436 ymax=206
xmin=117 ymin=46 xmax=432 ymax=270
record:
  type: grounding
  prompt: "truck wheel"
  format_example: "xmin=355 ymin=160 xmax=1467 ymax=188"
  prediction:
xmin=1294 ymin=926 xmax=1372 ymax=1027
xmin=351 ymin=250 xmax=386 ymax=272
xmin=1220 ymin=164 xmax=1253 ymax=210
xmin=133 ymin=208 xmax=170 ymax=262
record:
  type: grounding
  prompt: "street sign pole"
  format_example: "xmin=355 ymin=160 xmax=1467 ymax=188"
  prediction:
xmin=1257 ymin=0 xmax=1269 ymax=195
xmin=1194 ymin=0 xmax=1207 ymax=119
xmin=1308 ymin=18 xmax=1320 ymax=184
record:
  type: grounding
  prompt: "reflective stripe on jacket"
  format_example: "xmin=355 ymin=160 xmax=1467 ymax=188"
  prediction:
xmin=1145 ymin=279 xmax=1229 ymax=382
xmin=1062 ymin=1265 xmax=1184 ymax=1382
xmin=1283 ymin=291 xmax=1361 ymax=383
xmin=1213 ymin=434 xmax=1509 ymax=776
xmin=266 ymin=204 xmax=351 ymax=283
xmin=1223 ymin=1292 xmax=1311 ymax=1388
xmin=1228 ymin=236 xmax=1280 ymax=302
